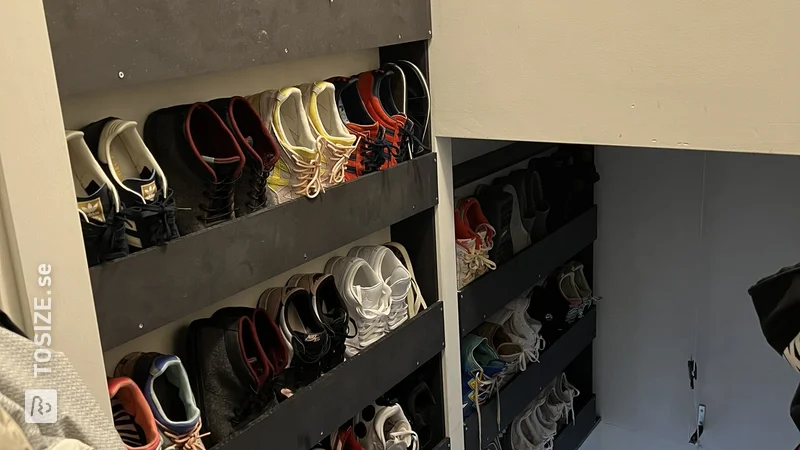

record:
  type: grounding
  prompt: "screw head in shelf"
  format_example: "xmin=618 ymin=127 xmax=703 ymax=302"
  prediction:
xmin=284 ymin=48 xmax=289 ymax=53
xmin=118 ymin=71 xmax=125 ymax=79
xmin=416 ymin=361 xmax=419 ymax=366
xmin=398 ymin=34 xmax=402 ymax=39
xmin=412 ymin=205 xmax=416 ymax=210
xmin=429 ymin=30 xmax=432 ymax=35
xmin=303 ymin=253 xmax=308 ymax=259
xmin=138 ymin=323 xmax=143 ymax=329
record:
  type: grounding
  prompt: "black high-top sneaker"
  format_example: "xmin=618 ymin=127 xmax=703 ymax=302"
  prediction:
xmin=81 ymin=118 xmax=179 ymax=251
xmin=528 ymin=267 xmax=585 ymax=342
xmin=144 ymin=103 xmax=245 ymax=236
xmin=286 ymin=273 xmax=350 ymax=372
xmin=66 ymin=130 xmax=129 ymax=265
xmin=258 ymin=287 xmax=329 ymax=395
xmin=475 ymin=184 xmax=515 ymax=265
xmin=207 ymin=96 xmax=280 ymax=214
xmin=185 ymin=314 xmax=274 ymax=447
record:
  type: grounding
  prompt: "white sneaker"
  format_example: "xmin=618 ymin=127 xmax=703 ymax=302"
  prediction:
xmin=361 ymin=404 xmax=419 ymax=450
xmin=550 ymin=373 xmax=580 ymax=424
xmin=325 ymin=256 xmax=391 ymax=354
xmin=299 ymin=81 xmax=359 ymax=188
xmin=383 ymin=242 xmax=427 ymax=318
xmin=524 ymin=398 xmax=556 ymax=450
xmin=510 ymin=409 xmax=535 ymax=450
xmin=247 ymin=87 xmax=323 ymax=203
xmin=348 ymin=246 xmax=412 ymax=330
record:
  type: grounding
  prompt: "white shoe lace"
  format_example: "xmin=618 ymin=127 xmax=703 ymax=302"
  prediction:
xmin=324 ymin=136 xmax=360 ymax=184
xmin=463 ymin=250 xmax=497 ymax=282
xmin=470 ymin=369 xmax=502 ymax=448
xmin=290 ymin=140 xmax=324 ymax=198
xmin=388 ymin=429 xmax=419 ymax=450
xmin=160 ymin=419 xmax=209 ymax=450
xmin=384 ymin=242 xmax=427 ymax=317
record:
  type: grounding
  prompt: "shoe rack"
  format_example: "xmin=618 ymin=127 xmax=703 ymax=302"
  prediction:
xmin=39 ymin=1 xmax=452 ymax=450
xmin=451 ymin=142 xmax=601 ymax=450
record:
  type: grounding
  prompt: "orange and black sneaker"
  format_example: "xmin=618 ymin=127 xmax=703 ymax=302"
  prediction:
xmin=357 ymin=69 xmax=413 ymax=167
xmin=327 ymin=76 xmax=390 ymax=181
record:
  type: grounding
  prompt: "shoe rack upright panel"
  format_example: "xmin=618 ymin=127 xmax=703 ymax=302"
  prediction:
xmin=0 ymin=0 xmax=110 ymax=415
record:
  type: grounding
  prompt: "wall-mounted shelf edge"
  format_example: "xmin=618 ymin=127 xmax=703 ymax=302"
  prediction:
xmin=215 ymin=302 xmax=445 ymax=450
xmin=463 ymin=308 xmax=597 ymax=450
xmin=452 ymin=142 xmax=556 ymax=189
xmin=459 ymin=206 xmax=598 ymax=336
xmin=43 ymin=0 xmax=432 ymax=95
xmin=92 ymin=154 xmax=438 ymax=349
xmin=431 ymin=437 xmax=452 ymax=450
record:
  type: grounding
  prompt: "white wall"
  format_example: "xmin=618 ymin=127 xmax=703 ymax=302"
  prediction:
xmin=590 ymin=146 xmax=800 ymax=450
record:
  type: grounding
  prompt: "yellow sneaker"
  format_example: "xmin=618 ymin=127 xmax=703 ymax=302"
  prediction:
xmin=299 ymin=81 xmax=358 ymax=188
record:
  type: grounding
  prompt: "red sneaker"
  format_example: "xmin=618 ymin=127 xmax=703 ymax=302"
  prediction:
xmin=455 ymin=198 xmax=497 ymax=289
xmin=108 ymin=377 xmax=162 ymax=450
xmin=332 ymin=425 xmax=365 ymax=450
xmin=357 ymin=70 xmax=412 ymax=168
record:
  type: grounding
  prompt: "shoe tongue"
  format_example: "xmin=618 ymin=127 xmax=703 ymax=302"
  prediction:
xmin=358 ymin=282 xmax=386 ymax=309
xmin=203 ymin=155 xmax=241 ymax=181
xmin=122 ymin=167 xmax=160 ymax=203
xmin=386 ymin=267 xmax=411 ymax=296
xmin=77 ymin=182 xmax=114 ymax=223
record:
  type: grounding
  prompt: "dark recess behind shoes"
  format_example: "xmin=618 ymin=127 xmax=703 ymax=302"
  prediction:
xmin=452 ymin=142 xmax=556 ymax=189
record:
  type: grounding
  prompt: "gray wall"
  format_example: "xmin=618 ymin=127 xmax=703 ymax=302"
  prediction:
xmin=586 ymin=146 xmax=800 ymax=450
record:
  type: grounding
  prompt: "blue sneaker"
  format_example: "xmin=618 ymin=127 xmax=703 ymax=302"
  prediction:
xmin=115 ymin=352 xmax=207 ymax=449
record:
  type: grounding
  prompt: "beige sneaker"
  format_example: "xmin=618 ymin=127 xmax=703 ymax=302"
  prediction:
xmin=299 ymin=81 xmax=359 ymax=189
xmin=246 ymin=87 xmax=323 ymax=204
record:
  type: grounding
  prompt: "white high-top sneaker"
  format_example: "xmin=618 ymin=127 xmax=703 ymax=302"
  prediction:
xmin=361 ymin=404 xmax=419 ymax=450
xmin=551 ymin=373 xmax=580 ymax=424
xmin=247 ymin=87 xmax=323 ymax=203
xmin=299 ymin=81 xmax=359 ymax=189
xmin=524 ymin=398 xmax=557 ymax=450
xmin=510 ymin=408 xmax=535 ymax=450
xmin=325 ymin=256 xmax=391 ymax=355
xmin=348 ymin=246 xmax=412 ymax=330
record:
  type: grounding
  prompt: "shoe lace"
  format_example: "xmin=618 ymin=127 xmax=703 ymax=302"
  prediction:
xmin=245 ymin=162 xmax=271 ymax=211
xmin=200 ymin=177 xmax=239 ymax=225
xmin=291 ymin=141 xmax=324 ymax=198
xmin=324 ymin=136 xmax=360 ymax=184
xmin=160 ymin=419 xmax=209 ymax=450
xmin=464 ymin=250 xmax=497 ymax=280
xmin=470 ymin=369 xmax=502 ymax=448
xmin=81 ymin=211 xmax=128 ymax=261
xmin=292 ymin=332 xmax=331 ymax=365
xmin=119 ymin=189 xmax=179 ymax=245
xmin=389 ymin=429 xmax=420 ymax=450
xmin=397 ymin=116 xmax=429 ymax=159
xmin=361 ymin=133 xmax=390 ymax=173
xmin=231 ymin=384 xmax=275 ymax=427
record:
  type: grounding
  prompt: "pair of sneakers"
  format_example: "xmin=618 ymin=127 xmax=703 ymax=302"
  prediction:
xmin=476 ymin=295 xmax=546 ymax=386
xmin=494 ymin=161 xmax=550 ymax=245
xmin=529 ymin=261 xmax=599 ymax=340
xmin=66 ymin=123 xmax=178 ymax=266
xmin=110 ymin=352 xmax=207 ymax=450
xmin=257 ymin=273 xmax=352 ymax=394
xmin=144 ymin=97 xmax=281 ymax=235
xmin=325 ymin=244 xmax=414 ymax=356
xmin=185 ymin=308 xmax=289 ymax=446
xmin=455 ymin=197 xmax=498 ymax=289
xmin=461 ymin=334 xmax=506 ymax=445
xmin=509 ymin=373 xmax=580 ymax=450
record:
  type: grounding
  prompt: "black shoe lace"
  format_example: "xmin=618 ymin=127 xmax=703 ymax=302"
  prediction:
xmin=120 ymin=189 xmax=179 ymax=245
xmin=361 ymin=134 xmax=390 ymax=173
xmin=245 ymin=163 xmax=271 ymax=212
xmin=231 ymin=383 xmax=275 ymax=427
xmin=83 ymin=213 xmax=128 ymax=263
xmin=200 ymin=176 xmax=240 ymax=225
xmin=398 ymin=117 xmax=429 ymax=159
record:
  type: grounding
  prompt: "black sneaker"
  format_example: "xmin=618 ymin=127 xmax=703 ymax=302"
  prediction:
xmin=395 ymin=60 xmax=431 ymax=157
xmin=144 ymin=103 xmax=245 ymax=236
xmin=258 ymin=287 xmax=330 ymax=393
xmin=80 ymin=118 xmax=179 ymax=251
xmin=388 ymin=380 xmax=437 ymax=448
xmin=66 ymin=130 xmax=129 ymax=266
xmin=207 ymin=96 xmax=280 ymax=214
xmin=491 ymin=175 xmax=532 ymax=253
xmin=475 ymin=184 xmax=514 ymax=265
xmin=528 ymin=267 xmax=585 ymax=342
xmin=286 ymin=273 xmax=351 ymax=372
xmin=185 ymin=314 xmax=274 ymax=446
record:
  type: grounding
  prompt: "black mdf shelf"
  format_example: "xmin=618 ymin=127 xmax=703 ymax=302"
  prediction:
xmin=92 ymin=154 xmax=438 ymax=349
xmin=215 ymin=302 xmax=445 ymax=450
xmin=452 ymin=142 xmax=556 ymax=189
xmin=554 ymin=395 xmax=599 ymax=450
xmin=431 ymin=437 xmax=451 ymax=450
xmin=459 ymin=206 xmax=598 ymax=336
xmin=44 ymin=0 xmax=432 ymax=95
xmin=463 ymin=308 xmax=597 ymax=450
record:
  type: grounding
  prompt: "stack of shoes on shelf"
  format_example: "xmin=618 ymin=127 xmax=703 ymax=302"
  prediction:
xmin=461 ymin=334 xmax=506 ymax=444
xmin=528 ymin=261 xmax=600 ymax=343
xmin=475 ymin=295 xmax=546 ymax=388
xmin=385 ymin=374 xmax=439 ymax=448
xmin=73 ymin=61 xmax=430 ymax=269
xmin=455 ymin=197 xmax=497 ymax=289
xmin=508 ymin=373 xmax=580 ymax=450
